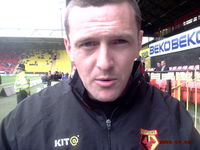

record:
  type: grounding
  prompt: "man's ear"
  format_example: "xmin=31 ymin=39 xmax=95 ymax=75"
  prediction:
xmin=138 ymin=30 xmax=144 ymax=50
xmin=64 ymin=38 xmax=73 ymax=61
xmin=135 ymin=30 xmax=143 ymax=57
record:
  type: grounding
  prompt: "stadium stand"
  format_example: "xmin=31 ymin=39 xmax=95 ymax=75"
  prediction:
xmin=50 ymin=50 xmax=71 ymax=73
xmin=0 ymin=51 xmax=20 ymax=74
xmin=20 ymin=49 xmax=71 ymax=74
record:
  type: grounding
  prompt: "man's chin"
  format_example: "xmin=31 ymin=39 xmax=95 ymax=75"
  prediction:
xmin=87 ymin=86 xmax=122 ymax=102
xmin=91 ymin=93 xmax=119 ymax=102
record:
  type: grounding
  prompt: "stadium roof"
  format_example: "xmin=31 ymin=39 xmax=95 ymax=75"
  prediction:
xmin=0 ymin=37 xmax=65 ymax=50
xmin=0 ymin=0 xmax=199 ymax=39
xmin=139 ymin=0 xmax=200 ymax=36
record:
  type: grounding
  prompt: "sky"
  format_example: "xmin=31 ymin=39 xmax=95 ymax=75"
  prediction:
xmin=0 ymin=0 xmax=153 ymax=43
xmin=0 ymin=0 xmax=65 ymax=28
xmin=0 ymin=0 xmax=65 ymax=37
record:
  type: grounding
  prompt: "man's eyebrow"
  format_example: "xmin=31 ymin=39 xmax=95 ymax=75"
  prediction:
xmin=74 ymin=33 xmax=135 ymax=45
xmin=74 ymin=37 xmax=98 ymax=46
xmin=78 ymin=33 xmax=134 ymax=41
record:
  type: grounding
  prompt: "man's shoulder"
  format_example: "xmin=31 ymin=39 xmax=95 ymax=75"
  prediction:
xmin=6 ymin=80 xmax=75 ymax=131
xmin=143 ymin=83 xmax=184 ymax=112
xmin=24 ymin=80 xmax=72 ymax=109
xmin=145 ymin=83 xmax=193 ymax=127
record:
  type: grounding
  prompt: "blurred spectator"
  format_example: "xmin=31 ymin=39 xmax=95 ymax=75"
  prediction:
xmin=137 ymin=56 xmax=150 ymax=82
xmin=61 ymin=73 xmax=69 ymax=80
xmin=41 ymin=72 xmax=51 ymax=87
xmin=155 ymin=62 xmax=161 ymax=71
xmin=47 ymin=71 xmax=52 ymax=86
xmin=161 ymin=60 xmax=169 ymax=71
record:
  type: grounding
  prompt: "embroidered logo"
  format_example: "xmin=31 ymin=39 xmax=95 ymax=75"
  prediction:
xmin=140 ymin=129 xmax=159 ymax=150
xmin=54 ymin=135 xmax=79 ymax=148
xmin=70 ymin=136 xmax=79 ymax=146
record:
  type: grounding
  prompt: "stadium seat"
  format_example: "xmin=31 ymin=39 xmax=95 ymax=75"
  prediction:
xmin=172 ymin=66 xmax=177 ymax=71
xmin=153 ymin=80 xmax=167 ymax=92
xmin=182 ymin=65 xmax=188 ymax=70
xmin=171 ymin=80 xmax=177 ymax=98
xmin=160 ymin=80 xmax=167 ymax=92
xmin=188 ymin=81 xmax=200 ymax=104
xmin=195 ymin=65 xmax=199 ymax=70
xmin=179 ymin=80 xmax=189 ymax=102
xmin=188 ymin=65 xmax=194 ymax=70
xmin=150 ymin=79 xmax=159 ymax=88
xmin=177 ymin=66 xmax=183 ymax=70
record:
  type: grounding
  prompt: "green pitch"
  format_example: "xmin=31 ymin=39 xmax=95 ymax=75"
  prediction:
xmin=0 ymin=82 xmax=44 ymax=122
xmin=0 ymin=75 xmax=40 ymax=86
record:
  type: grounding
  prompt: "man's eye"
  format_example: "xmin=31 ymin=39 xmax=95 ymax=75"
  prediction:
xmin=80 ymin=41 xmax=98 ymax=47
xmin=111 ymin=39 xmax=128 ymax=45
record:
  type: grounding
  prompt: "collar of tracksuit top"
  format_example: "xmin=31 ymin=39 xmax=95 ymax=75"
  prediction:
xmin=69 ymin=60 xmax=145 ymax=118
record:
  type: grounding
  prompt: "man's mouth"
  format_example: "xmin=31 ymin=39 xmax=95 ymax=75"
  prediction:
xmin=95 ymin=78 xmax=117 ymax=87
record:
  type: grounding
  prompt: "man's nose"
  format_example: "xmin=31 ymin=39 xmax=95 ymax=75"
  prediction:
xmin=96 ymin=45 xmax=114 ymax=71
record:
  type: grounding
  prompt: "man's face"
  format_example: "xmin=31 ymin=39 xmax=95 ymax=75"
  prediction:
xmin=65 ymin=2 xmax=143 ymax=102
xmin=161 ymin=61 xmax=165 ymax=66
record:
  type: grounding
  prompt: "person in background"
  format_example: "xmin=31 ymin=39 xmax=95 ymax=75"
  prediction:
xmin=47 ymin=71 xmax=52 ymax=86
xmin=161 ymin=60 xmax=169 ymax=71
xmin=155 ymin=61 xmax=161 ymax=71
xmin=0 ymin=0 xmax=200 ymax=150
xmin=140 ymin=56 xmax=150 ymax=82
xmin=61 ymin=73 xmax=69 ymax=80
xmin=14 ymin=64 xmax=30 ymax=104
xmin=41 ymin=72 xmax=51 ymax=88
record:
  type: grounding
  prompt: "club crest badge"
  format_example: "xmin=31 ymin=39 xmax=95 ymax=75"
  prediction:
xmin=140 ymin=129 xmax=159 ymax=150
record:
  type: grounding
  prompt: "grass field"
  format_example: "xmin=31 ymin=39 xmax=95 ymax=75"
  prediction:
xmin=0 ymin=75 xmax=42 ymax=122
xmin=0 ymin=83 xmax=44 ymax=122
xmin=1 ymin=75 xmax=16 ymax=84
xmin=0 ymin=75 xmax=40 ymax=86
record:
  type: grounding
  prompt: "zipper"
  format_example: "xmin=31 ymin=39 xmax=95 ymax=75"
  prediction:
xmin=106 ymin=119 xmax=111 ymax=130
xmin=105 ymin=107 xmax=119 ymax=150
xmin=106 ymin=118 xmax=112 ymax=150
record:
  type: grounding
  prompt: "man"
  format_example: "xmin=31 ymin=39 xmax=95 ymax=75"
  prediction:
xmin=14 ymin=63 xmax=30 ymax=104
xmin=155 ymin=61 xmax=161 ymax=71
xmin=41 ymin=72 xmax=51 ymax=88
xmin=161 ymin=60 xmax=169 ymax=71
xmin=0 ymin=0 xmax=200 ymax=150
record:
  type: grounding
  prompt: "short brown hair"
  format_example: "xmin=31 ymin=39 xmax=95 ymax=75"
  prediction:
xmin=64 ymin=0 xmax=141 ymax=37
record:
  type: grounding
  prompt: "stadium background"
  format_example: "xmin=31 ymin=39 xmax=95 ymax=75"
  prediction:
xmin=0 ymin=0 xmax=200 ymax=133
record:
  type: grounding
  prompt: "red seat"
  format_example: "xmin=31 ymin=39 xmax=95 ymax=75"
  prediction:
xmin=156 ymin=80 xmax=167 ymax=92
xmin=150 ymin=79 xmax=159 ymax=88
xmin=180 ymin=80 xmax=189 ymax=101
xmin=188 ymin=81 xmax=200 ymax=104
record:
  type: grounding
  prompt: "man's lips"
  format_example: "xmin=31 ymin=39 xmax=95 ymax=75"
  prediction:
xmin=95 ymin=78 xmax=117 ymax=87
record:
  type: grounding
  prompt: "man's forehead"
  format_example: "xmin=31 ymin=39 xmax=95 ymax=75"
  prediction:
xmin=68 ymin=3 xmax=137 ymax=32
xmin=68 ymin=2 xmax=135 ymax=22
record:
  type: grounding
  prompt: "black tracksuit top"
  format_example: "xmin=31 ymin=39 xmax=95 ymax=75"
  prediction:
xmin=0 ymin=63 xmax=200 ymax=150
